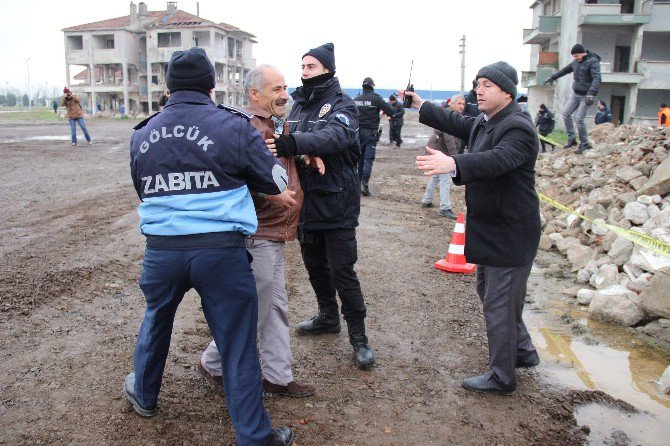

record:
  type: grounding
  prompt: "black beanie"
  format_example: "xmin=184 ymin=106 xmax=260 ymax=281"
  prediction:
xmin=571 ymin=44 xmax=586 ymax=55
xmin=476 ymin=61 xmax=518 ymax=98
xmin=302 ymin=43 xmax=336 ymax=73
xmin=166 ymin=47 xmax=215 ymax=93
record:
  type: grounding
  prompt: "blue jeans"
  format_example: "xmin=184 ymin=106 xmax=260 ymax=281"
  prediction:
xmin=69 ymin=117 xmax=91 ymax=144
xmin=562 ymin=93 xmax=592 ymax=146
xmin=357 ymin=131 xmax=378 ymax=181
xmin=421 ymin=173 xmax=452 ymax=210
xmin=133 ymin=247 xmax=272 ymax=446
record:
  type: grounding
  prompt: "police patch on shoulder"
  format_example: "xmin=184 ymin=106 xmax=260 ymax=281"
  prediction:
xmin=318 ymin=103 xmax=332 ymax=118
xmin=335 ymin=113 xmax=350 ymax=127
xmin=217 ymin=104 xmax=253 ymax=120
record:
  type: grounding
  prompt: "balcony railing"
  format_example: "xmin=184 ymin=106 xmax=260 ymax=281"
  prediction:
xmin=523 ymin=16 xmax=561 ymax=45
xmin=579 ymin=2 xmax=651 ymax=25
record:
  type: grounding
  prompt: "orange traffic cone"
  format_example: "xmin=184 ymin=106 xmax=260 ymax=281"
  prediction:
xmin=434 ymin=212 xmax=476 ymax=274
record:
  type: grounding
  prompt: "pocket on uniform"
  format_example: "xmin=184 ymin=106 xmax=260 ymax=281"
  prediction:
xmin=336 ymin=228 xmax=356 ymax=241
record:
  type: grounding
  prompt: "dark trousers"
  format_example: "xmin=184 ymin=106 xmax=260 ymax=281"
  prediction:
xmin=299 ymin=228 xmax=366 ymax=322
xmin=539 ymin=132 xmax=554 ymax=152
xmin=389 ymin=122 xmax=403 ymax=145
xmin=134 ymin=247 xmax=271 ymax=446
xmin=476 ymin=263 xmax=538 ymax=388
xmin=357 ymin=130 xmax=378 ymax=182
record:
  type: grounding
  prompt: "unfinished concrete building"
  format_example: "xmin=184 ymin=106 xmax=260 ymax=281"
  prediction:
xmin=522 ymin=0 xmax=670 ymax=127
xmin=62 ymin=1 xmax=256 ymax=115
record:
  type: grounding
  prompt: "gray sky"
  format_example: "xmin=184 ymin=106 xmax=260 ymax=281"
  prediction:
xmin=2 ymin=0 xmax=533 ymax=95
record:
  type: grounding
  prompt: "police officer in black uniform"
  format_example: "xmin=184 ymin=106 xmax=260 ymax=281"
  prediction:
xmin=268 ymin=42 xmax=375 ymax=370
xmin=354 ymin=77 xmax=398 ymax=196
xmin=124 ymin=47 xmax=295 ymax=446
xmin=388 ymin=94 xmax=405 ymax=147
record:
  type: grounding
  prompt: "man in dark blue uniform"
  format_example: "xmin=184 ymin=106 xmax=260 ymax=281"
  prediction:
xmin=388 ymin=94 xmax=405 ymax=147
xmin=124 ymin=47 xmax=294 ymax=446
xmin=354 ymin=77 xmax=398 ymax=196
xmin=267 ymin=43 xmax=375 ymax=370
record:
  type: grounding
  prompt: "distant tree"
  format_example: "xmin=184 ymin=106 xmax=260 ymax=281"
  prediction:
xmin=0 ymin=94 xmax=6 ymax=105
xmin=7 ymin=93 xmax=17 ymax=107
xmin=22 ymin=94 xmax=29 ymax=106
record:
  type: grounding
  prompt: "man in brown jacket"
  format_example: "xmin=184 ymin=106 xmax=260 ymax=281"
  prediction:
xmin=420 ymin=95 xmax=465 ymax=219
xmin=60 ymin=87 xmax=92 ymax=146
xmin=199 ymin=65 xmax=316 ymax=397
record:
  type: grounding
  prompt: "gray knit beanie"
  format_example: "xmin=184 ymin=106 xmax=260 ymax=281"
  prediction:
xmin=476 ymin=61 xmax=518 ymax=98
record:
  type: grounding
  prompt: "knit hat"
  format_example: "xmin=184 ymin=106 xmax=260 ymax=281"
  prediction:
xmin=571 ymin=44 xmax=586 ymax=55
xmin=476 ymin=61 xmax=518 ymax=98
xmin=166 ymin=47 xmax=215 ymax=93
xmin=362 ymin=77 xmax=375 ymax=88
xmin=63 ymin=87 xmax=71 ymax=94
xmin=302 ymin=43 xmax=336 ymax=72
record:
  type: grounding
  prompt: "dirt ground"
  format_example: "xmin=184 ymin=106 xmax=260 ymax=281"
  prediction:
xmin=1 ymin=113 xmax=606 ymax=445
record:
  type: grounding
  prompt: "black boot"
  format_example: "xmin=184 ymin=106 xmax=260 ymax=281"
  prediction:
xmin=296 ymin=312 xmax=341 ymax=335
xmin=270 ymin=427 xmax=295 ymax=446
xmin=361 ymin=180 xmax=371 ymax=196
xmin=563 ymin=138 xmax=577 ymax=149
xmin=347 ymin=319 xmax=375 ymax=370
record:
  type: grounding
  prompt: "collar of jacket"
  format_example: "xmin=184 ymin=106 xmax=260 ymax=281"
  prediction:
xmin=291 ymin=77 xmax=341 ymax=105
xmin=482 ymin=100 xmax=521 ymax=132
xmin=243 ymin=105 xmax=273 ymax=119
xmin=164 ymin=90 xmax=214 ymax=107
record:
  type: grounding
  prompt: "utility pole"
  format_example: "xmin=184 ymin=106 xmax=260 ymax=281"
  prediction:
xmin=459 ymin=35 xmax=466 ymax=95
xmin=26 ymin=58 xmax=31 ymax=110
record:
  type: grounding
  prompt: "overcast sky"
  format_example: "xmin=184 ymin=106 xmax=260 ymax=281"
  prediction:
xmin=2 ymin=0 xmax=533 ymax=95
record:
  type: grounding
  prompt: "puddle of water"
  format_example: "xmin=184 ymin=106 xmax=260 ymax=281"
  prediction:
xmin=525 ymin=261 xmax=670 ymax=444
xmin=575 ymin=403 xmax=666 ymax=445
xmin=23 ymin=136 xmax=70 ymax=141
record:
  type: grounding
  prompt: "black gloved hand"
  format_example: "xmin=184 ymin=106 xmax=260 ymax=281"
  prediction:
xmin=585 ymin=95 xmax=595 ymax=106
xmin=274 ymin=134 xmax=298 ymax=157
xmin=543 ymin=77 xmax=553 ymax=86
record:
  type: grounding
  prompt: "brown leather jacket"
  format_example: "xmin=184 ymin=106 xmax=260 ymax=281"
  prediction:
xmin=61 ymin=94 xmax=84 ymax=119
xmin=245 ymin=105 xmax=304 ymax=242
xmin=427 ymin=128 xmax=461 ymax=156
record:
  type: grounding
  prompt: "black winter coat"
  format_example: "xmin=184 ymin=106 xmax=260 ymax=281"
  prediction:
xmin=419 ymin=100 xmax=541 ymax=267
xmin=535 ymin=110 xmax=555 ymax=136
xmin=354 ymin=88 xmax=398 ymax=130
xmin=550 ymin=51 xmax=602 ymax=96
xmin=287 ymin=77 xmax=361 ymax=230
xmin=389 ymin=100 xmax=404 ymax=125
xmin=595 ymin=107 xmax=612 ymax=124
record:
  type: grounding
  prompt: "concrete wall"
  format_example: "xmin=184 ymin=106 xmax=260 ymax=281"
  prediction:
xmin=637 ymin=89 xmax=670 ymax=120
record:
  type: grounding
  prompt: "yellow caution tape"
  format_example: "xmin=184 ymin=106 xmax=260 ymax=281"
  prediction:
xmin=537 ymin=192 xmax=670 ymax=259
xmin=538 ymin=134 xmax=562 ymax=148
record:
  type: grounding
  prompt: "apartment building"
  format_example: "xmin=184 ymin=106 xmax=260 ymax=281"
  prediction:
xmin=62 ymin=1 xmax=256 ymax=114
xmin=522 ymin=0 xmax=670 ymax=127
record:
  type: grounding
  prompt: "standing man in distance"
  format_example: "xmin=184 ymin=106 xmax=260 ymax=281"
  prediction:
xmin=198 ymin=64 xmax=316 ymax=398
xmin=406 ymin=61 xmax=541 ymax=395
xmin=124 ymin=47 xmax=294 ymax=446
xmin=388 ymin=94 xmax=405 ymax=148
xmin=544 ymin=44 xmax=601 ymax=154
xmin=420 ymin=94 xmax=465 ymax=219
xmin=61 ymin=87 xmax=92 ymax=146
xmin=354 ymin=76 xmax=399 ymax=196
xmin=267 ymin=43 xmax=375 ymax=370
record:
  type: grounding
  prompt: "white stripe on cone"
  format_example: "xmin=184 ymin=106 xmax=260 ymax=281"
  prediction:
xmin=454 ymin=223 xmax=465 ymax=233
xmin=448 ymin=244 xmax=465 ymax=255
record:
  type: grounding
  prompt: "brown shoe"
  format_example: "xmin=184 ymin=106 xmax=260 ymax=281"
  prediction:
xmin=197 ymin=362 xmax=224 ymax=396
xmin=263 ymin=378 xmax=316 ymax=398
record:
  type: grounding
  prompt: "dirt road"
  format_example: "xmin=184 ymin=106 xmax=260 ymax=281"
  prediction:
xmin=1 ymin=115 xmax=595 ymax=445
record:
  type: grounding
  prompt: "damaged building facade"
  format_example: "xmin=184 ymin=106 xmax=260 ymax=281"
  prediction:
xmin=62 ymin=1 xmax=256 ymax=115
xmin=522 ymin=0 xmax=670 ymax=127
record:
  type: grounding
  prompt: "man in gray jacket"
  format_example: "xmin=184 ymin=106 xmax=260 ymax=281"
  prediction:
xmin=545 ymin=44 xmax=601 ymax=154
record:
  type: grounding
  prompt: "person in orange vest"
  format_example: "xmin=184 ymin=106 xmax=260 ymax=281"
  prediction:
xmin=659 ymin=103 xmax=670 ymax=127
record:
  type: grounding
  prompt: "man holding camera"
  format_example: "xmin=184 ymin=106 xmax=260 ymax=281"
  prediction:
xmin=61 ymin=87 xmax=92 ymax=146
xmin=544 ymin=44 xmax=601 ymax=154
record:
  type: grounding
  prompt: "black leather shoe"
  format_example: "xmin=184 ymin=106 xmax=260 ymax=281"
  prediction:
xmin=296 ymin=313 xmax=341 ymax=335
xmin=361 ymin=181 xmax=371 ymax=196
xmin=440 ymin=209 xmax=458 ymax=220
xmin=270 ymin=427 xmax=294 ymax=446
xmin=461 ymin=373 xmax=516 ymax=395
xmin=516 ymin=355 xmax=540 ymax=368
xmin=123 ymin=372 xmax=157 ymax=417
xmin=421 ymin=202 xmax=434 ymax=208
xmin=347 ymin=319 xmax=375 ymax=370
xmin=575 ymin=143 xmax=592 ymax=154
xmin=563 ymin=139 xmax=577 ymax=149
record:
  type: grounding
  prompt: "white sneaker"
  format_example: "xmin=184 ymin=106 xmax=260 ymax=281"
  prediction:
xmin=72 ymin=143 xmax=76 ymax=146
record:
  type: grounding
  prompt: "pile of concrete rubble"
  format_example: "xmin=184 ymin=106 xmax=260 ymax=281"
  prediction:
xmin=535 ymin=123 xmax=670 ymax=345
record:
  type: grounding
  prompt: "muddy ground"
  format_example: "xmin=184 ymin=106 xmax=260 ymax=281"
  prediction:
xmin=1 ymin=113 xmax=624 ymax=445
